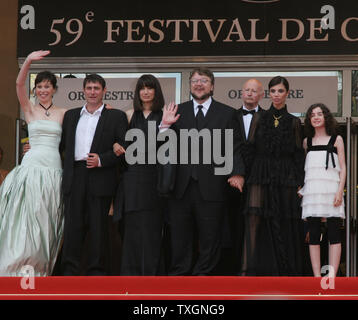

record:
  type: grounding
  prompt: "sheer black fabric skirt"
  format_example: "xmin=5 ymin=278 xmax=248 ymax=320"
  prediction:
xmin=241 ymin=183 xmax=304 ymax=276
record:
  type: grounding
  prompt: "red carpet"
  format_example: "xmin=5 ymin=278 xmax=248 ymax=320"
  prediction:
xmin=0 ymin=276 xmax=357 ymax=300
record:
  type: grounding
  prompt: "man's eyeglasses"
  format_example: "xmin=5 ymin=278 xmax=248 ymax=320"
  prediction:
xmin=190 ymin=79 xmax=210 ymax=85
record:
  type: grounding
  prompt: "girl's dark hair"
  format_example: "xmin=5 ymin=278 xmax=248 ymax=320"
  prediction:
xmin=133 ymin=74 xmax=165 ymax=112
xmin=304 ymin=103 xmax=337 ymax=138
xmin=268 ymin=76 xmax=289 ymax=91
xmin=34 ymin=71 xmax=58 ymax=90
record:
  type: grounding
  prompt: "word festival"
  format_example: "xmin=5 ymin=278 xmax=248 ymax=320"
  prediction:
xmin=104 ymin=16 xmax=357 ymax=44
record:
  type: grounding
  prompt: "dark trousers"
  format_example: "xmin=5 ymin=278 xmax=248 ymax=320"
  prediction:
xmin=120 ymin=208 xmax=164 ymax=275
xmin=61 ymin=162 xmax=112 ymax=276
xmin=167 ymin=179 xmax=225 ymax=276
xmin=226 ymin=187 xmax=245 ymax=274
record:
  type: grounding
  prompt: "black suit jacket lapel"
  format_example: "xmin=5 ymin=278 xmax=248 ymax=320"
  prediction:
xmin=247 ymin=105 xmax=263 ymax=138
xmin=67 ymin=108 xmax=82 ymax=159
xmin=180 ymin=101 xmax=196 ymax=129
xmin=90 ymin=106 xmax=107 ymax=153
xmin=237 ymin=107 xmax=247 ymax=141
xmin=201 ymin=99 xmax=217 ymax=128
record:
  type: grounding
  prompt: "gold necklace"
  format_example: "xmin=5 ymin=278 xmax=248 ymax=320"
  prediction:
xmin=273 ymin=115 xmax=282 ymax=128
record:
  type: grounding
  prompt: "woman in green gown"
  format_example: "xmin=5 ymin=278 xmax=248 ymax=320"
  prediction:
xmin=0 ymin=50 xmax=66 ymax=276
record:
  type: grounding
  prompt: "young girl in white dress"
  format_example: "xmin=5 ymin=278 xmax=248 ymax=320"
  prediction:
xmin=299 ymin=103 xmax=346 ymax=277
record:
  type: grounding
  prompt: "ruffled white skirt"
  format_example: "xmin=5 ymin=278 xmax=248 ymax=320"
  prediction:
xmin=299 ymin=151 xmax=345 ymax=219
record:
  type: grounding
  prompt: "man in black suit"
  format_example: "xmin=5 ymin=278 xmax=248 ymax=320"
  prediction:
xmin=230 ymin=78 xmax=264 ymax=275
xmin=60 ymin=74 xmax=127 ymax=275
xmin=237 ymin=79 xmax=264 ymax=142
xmin=160 ymin=68 xmax=245 ymax=275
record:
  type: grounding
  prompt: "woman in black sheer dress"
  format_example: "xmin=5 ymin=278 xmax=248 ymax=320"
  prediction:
xmin=240 ymin=76 xmax=305 ymax=276
xmin=114 ymin=74 xmax=165 ymax=275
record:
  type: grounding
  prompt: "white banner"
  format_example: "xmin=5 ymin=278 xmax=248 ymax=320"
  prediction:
xmin=53 ymin=76 xmax=179 ymax=111
xmin=213 ymin=74 xmax=339 ymax=113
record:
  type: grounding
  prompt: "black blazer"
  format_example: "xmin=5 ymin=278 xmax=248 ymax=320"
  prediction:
xmin=236 ymin=106 xmax=264 ymax=177
xmin=236 ymin=105 xmax=263 ymax=142
xmin=171 ymin=99 xmax=245 ymax=202
xmin=60 ymin=106 xmax=128 ymax=197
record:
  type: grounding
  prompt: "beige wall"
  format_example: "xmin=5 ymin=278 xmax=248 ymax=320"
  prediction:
xmin=0 ymin=1 xmax=18 ymax=170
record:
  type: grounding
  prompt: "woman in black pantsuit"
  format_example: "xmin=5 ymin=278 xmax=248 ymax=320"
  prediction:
xmin=114 ymin=74 xmax=165 ymax=275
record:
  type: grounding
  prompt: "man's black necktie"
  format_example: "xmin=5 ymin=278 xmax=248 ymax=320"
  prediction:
xmin=242 ymin=109 xmax=256 ymax=116
xmin=192 ymin=105 xmax=205 ymax=181
xmin=196 ymin=105 xmax=205 ymax=130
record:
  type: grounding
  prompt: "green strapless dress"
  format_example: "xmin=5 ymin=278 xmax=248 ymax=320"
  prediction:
xmin=0 ymin=120 xmax=64 ymax=276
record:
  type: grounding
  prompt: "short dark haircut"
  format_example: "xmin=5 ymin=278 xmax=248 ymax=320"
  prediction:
xmin=133 ymin=74 xmax=165 ymax=112
xmin=63 ymin=74 xmax=77 ymax=78
xmin=83 ymin=74 xmax=106 ymax=89
xmin=268 ymin=76 xmax=289 ymax=91
xmin=304 ymin=103 xmax=337 ymax=138
xmin=34 ymin=71 xmax=58 ymax=90
xmin=189 ymin=67 xmax=215 ymax=85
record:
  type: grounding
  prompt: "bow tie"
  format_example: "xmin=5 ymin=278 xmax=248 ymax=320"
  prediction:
xmin=242 ymin=109 xmax=256 ymax=116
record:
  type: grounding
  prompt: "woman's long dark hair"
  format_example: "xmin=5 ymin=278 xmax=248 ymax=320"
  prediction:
xmin=304 ymin=103 xmax=337 ymax=138
xmin=133 ymin=74 xmax=165 ymax=112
